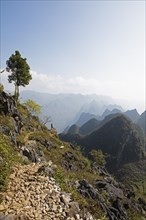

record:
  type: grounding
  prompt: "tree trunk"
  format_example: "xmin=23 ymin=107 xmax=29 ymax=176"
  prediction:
xmin=14 ymin=84 xmax=19 ymax=101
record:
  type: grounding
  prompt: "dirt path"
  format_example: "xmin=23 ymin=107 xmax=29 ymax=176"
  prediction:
xmin=0 ymin=162 xmax=83 ymax=220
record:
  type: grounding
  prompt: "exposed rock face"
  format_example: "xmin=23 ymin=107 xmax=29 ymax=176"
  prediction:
xmin=77 ymin=179 xmax=129 ymax=220
xmin=20 ymin=140 xmax=45 ymax=163
xmin=0 ymin=162 xmax=93 ymax=220
xmin=0 ymin=92 xmax=17 ymax=115
xmin=76 ymin=176 xmax=146 ymax=220
xmin=0 ymin=92 xmax=23 ymax=142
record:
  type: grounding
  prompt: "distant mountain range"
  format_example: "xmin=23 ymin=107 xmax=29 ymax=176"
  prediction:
xmin=20 ymin=90 xmax=145 ymax=137
xmin=64 ymin=108 xmax=145 ymax=135
xmin=21 ymin=90 xmax=124 ymax=132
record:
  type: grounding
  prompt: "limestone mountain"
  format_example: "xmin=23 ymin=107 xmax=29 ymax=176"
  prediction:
xmin=75 ymin=112 xmax=98 ymax=127
xmin=62 ymin=113 xmax=124 ymax=137
xmin=61 ymin=106 xmax=144 ymax=139
xmin=136 ymin=110 xmax=146 ymax=135
xmin=124 ymin=109 xmax=140 ymax=122
xmin=65 ymin=118 xmax=100 ymax=136
xmin=68 ymin=108 xmax=139 ymax=133
xmin=100 ymin=108 xmax=139 ymax=122
xmin=67 ymin=124 xmax=80 ymax=134
xmin=60 ymin=114 xmax=145 ymax=171
xmin=79 ymin=118 xmax=101 ymax=136
xmin=0 ymin=91 xmax=146 ymax=220
xmin=82 ymin=115 xmax=145 ymax=167
xmin=100 ymin=108 xmax=122 ymax=120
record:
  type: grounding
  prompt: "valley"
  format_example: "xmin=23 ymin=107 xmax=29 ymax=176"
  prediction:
xmin=0 ymin=90 xmax=146 ymax=220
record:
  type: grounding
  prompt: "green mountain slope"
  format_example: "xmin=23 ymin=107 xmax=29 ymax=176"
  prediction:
xmin=81 ymin=115 xmax=145 ymax=168
xmin=137 ymin=110 xmax=146 ymax=135
xmin=0 ymin=91 xmax=146 ymax=220
xmin=79 ymin=118 xmax=101 ymax=135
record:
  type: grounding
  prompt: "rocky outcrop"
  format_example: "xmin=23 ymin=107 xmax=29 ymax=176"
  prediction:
xmin=0 ymin=92 xmax=23 ymax=143
xmin=0 ymin=92 xmax=17 ymax=115
xmin=20 ymin=140 xmax=45 ymax=163
xmin=0 ymin=162 xmax=93 ymax=220
xmin=76 ymin=178 xmax=145 ymax=220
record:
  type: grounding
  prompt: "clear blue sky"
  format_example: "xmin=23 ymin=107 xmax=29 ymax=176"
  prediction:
xmin=0 ymin=0 xmax=145 ymax=112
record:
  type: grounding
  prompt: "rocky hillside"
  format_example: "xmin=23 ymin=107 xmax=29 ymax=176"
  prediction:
xmin=0 ymin=91 xmax=146 ymax=220
xmin=137 ymin=111 xmax=146 ymax=136
xmin=60 ymin=113 xmax=146 ymax=194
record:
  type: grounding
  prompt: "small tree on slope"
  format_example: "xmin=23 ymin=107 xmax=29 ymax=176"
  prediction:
xmin=6 ymin=50 xmax=32 ymax=100
xmin=23 ymin=99 xmax=42 ymax=115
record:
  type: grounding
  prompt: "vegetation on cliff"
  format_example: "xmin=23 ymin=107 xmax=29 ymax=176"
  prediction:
xmin=0 ymin=55 xmax=145 ymax=219
xmin=0 ymin=89 xmax=146 ymax=219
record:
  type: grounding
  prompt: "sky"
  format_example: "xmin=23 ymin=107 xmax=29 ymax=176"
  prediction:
xmin=0 ymin=0 xmax=145 ymax=113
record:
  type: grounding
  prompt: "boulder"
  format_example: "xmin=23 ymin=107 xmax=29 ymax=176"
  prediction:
xmin=21 ymin=146 xmax=38 ymax=162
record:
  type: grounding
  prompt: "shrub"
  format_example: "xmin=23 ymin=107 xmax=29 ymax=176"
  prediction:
xmin=90 ymin=149 xmax=106 ymax=166
xmin=0 ymin=84 xmax=4 ymax=93
xmin=0 ymin=133 xmax=21 ymax=191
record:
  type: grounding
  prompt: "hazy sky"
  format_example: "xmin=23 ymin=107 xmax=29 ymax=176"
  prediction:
xmin=0 ymin=0 xmax=145 ymax=112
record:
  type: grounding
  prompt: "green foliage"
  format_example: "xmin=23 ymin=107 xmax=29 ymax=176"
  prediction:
xmin=29 ymin=130 xmax=51 ymax=144
xmin=16 ymin=130 xmax=28 ymax=146
xmin=0 ymin=133 xmax=21 ymax=191
xmin=53 ymin=166 xmax=107 ymax=218
xmin=0 ymin=115 xmax=15 ymax=135
xmin=116 ymin=161 xmax=146 ymax=199
xmin=129 ymin=210 xmax=146 ymax=220
xmin=0 ymin=84 xmax=4 ymax=93
xmin=54 ymin=166 xmax=88 ymax=208
xmin=17 ymin=104 xmax=43 ymax=130
xmin=6 ymin=50 xmax=32 ymax=100
xmin=23 ymin=99 xmax=41 ymax=115
xmin=90 ymin=149 xmax=106 ymax=166
xmin=0 ymin=96 xmax=145 ymax=219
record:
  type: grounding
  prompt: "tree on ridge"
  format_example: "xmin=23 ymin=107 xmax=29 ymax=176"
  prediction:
xmin=6 ymin=50 xmax=32 ymax=100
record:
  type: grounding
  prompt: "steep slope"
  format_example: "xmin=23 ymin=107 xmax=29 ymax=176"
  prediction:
xmin=66 ymin=119 xmax=101 ymax=136
xmin=100 ymin=108 xmax=122 ymax=120
xmin=79 ymin=118 xmax=101 ymax=135
xmin=1 ymin=91 xmax=146 ymax=220
xmin=97 ymin=108 xmax=139 ymax=122
xmin=67 ymin=124 xmax=80 ymax=134
xmin=61 ymin=113 xmax=123 ymax=138
xmin=81 ymin=115 xmax=145 ymax=169
xmin=75 ymin=112 xmax=98 ymax=126
xmin=60 ymin=114 xmax=145 ymax=171
xmin=124 ymin=109 xmax=140 ymax=122
xmin=137 ymin=110 xmax=146 ymax=135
